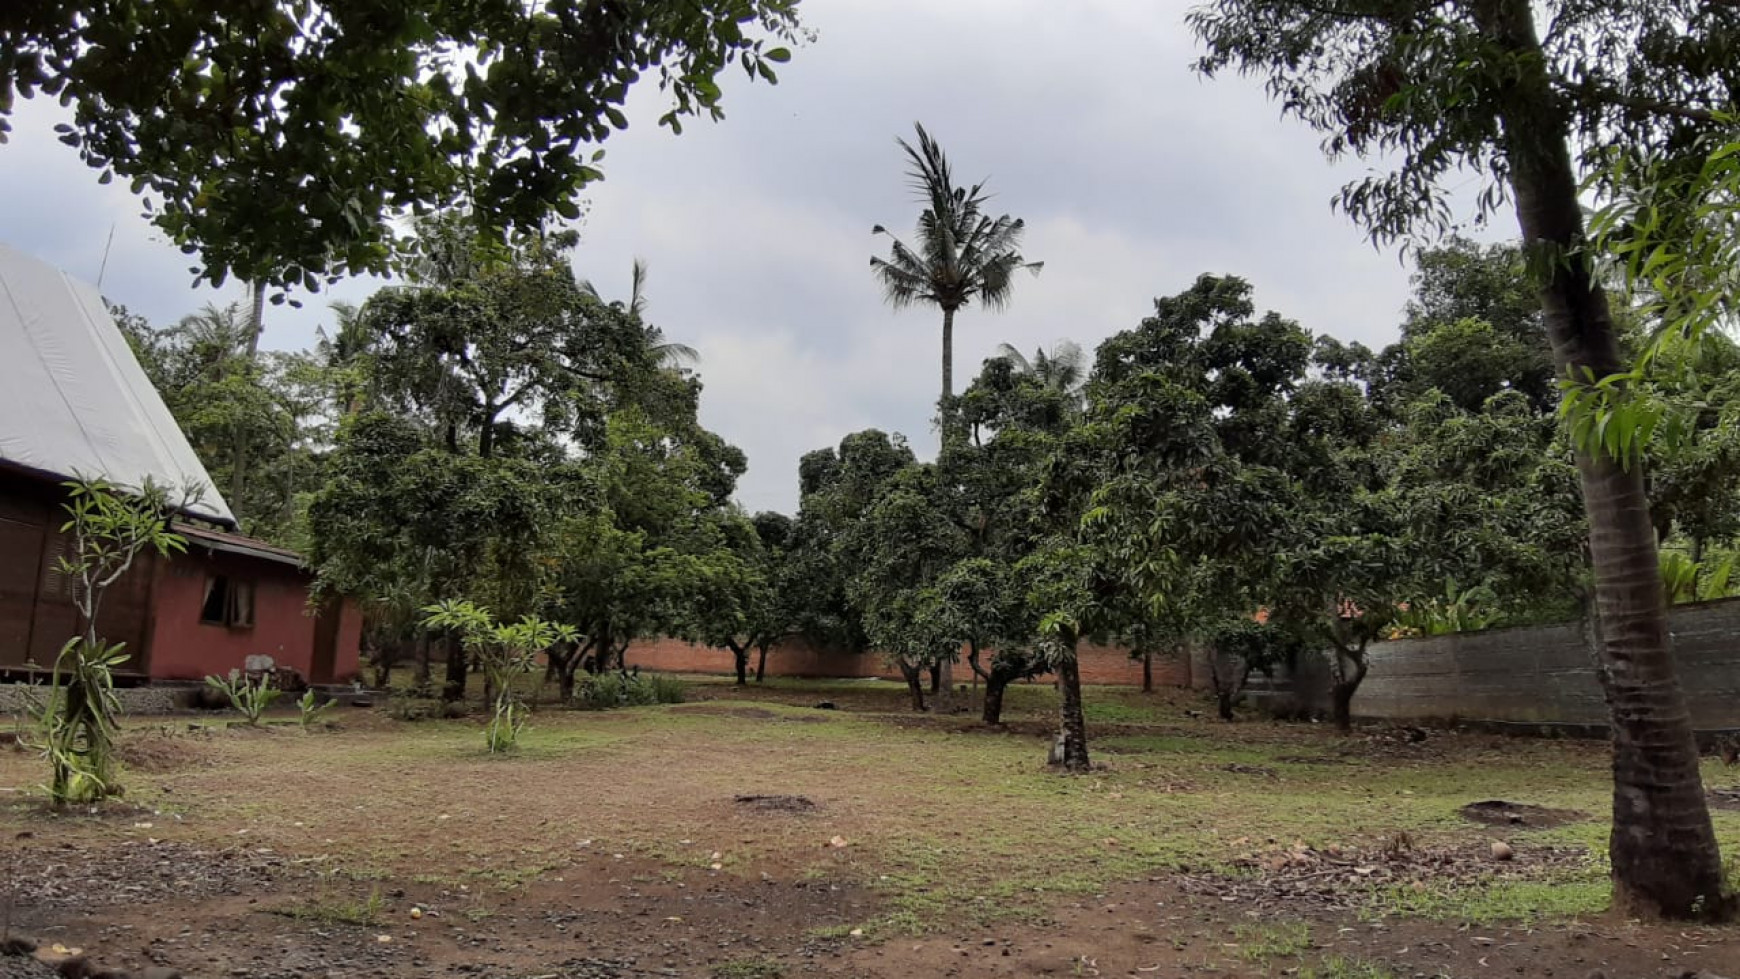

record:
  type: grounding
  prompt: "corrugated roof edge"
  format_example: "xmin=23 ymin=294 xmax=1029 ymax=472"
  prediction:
xmin=0 ymin=458 xmax=237 ymax=529
xmin=172 ymin=521 xmax=307 ymax=569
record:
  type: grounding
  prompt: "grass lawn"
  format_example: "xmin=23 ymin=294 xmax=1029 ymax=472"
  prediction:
xmin=3 ymin=676 xmax=1738 ymax=978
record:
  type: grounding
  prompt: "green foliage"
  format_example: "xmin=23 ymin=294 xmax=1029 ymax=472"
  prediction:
xmin=296 ymin=690 xmax=335 ymax=731
xmin=32 ymin=638 xmax=130 ymax=805
xmin=871 ymin=122 xmax=1042 ymax=422
xmin=711 ymin=960 xmax=783 ymax=979
xmin=2 ymin=0 xmax=803 ymax=290
xmin=115 ymin=302 xmax=328 ymax=540
xmin=1297 ymin=958 xmax=1399 ymax=979
xmin=205 ymin=672 xmax=283 ymax=726
xmin=361 ymin=220 xmax=670 ymax=459
xmin=1396 ymin=579 xmax=1505 ymax=637
xmin=574 ymin=672 xmax=687 ymax=710
xmin=272 ymin=887 xmax=386 ymax=927
xmin=1660 ymin=550 xmax=1740 ymax=605
xmin=35 ymin=477 xmax=189 ymax=807
xmin=385 ymin=692 xmax=447 ymax=723
xmin=1589 ymin=126 xmax=1740 ymax=351
xmin=420 ymin=600 xmax=575 ymax=752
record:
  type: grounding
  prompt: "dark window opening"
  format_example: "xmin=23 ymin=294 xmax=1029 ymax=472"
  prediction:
xmin=200 ymin=576 xmax=255 ymax=628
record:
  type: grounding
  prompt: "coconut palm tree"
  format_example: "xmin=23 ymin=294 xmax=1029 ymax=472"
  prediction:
xmin=994 ymin=339 xmax=1087 ymax=402
xmin=581 ymin=258 xmax=700 ymax=369
xmin=871 ymin=123 xmax=1042 ymax=430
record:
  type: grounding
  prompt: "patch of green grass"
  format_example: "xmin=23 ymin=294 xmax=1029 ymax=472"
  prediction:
xmin=269 ymin=887 xmax=385 ymax=927
xmin=1083 ymin=701 xmax=1160 ymax=724
xmin=710 ymin=958 xmax=783 ymax=978
xmin=1233 ymin=921 xmax=1313 ymax=963
xmin=1299 ymin=957 xmax=1400 ymax=979
xmin=1367 ymin=874 xmax=1610 ymax=924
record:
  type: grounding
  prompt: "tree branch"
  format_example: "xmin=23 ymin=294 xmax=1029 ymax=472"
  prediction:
xmin=1564 ymin=83 xmax=1724 ymax=124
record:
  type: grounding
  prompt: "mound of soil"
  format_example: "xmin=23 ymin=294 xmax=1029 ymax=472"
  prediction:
xmin=118 ymin=731 xmax=216 ymax=773
xmin=1458 ymin=799 xmax=1587 ymax=829
xmin=1184 ymin=837 xmax=1589 ymax=914
xmin=733 ymin=794 xmax=818 ymax=813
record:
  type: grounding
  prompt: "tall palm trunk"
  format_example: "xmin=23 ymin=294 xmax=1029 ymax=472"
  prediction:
xmin=229 ymin=282 xmax=266 ymax=524
xmin=1474 ymin=0 xmax=1727 ymax=919
xmin=939 ymin=305 xmax=957 ymax=435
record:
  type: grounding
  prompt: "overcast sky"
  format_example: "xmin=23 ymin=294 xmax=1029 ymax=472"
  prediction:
xmin=0 ymin=0 xmax=1457 ymax=515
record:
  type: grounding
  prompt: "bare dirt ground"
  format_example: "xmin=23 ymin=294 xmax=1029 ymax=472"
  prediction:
xmin=3 ymin=680 xmax=1738 ymax=979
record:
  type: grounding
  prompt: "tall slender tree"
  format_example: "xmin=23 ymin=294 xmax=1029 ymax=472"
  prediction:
xmin=581 ymin=259 xmax=702 ymax=369
xmin=870 ymin=123 xmax=1042 ymax=433
xmin=1189 ymin=0 xmax=1738 ymax=919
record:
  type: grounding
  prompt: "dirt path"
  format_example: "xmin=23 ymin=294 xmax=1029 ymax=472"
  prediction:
xmin=8 ymin=837 xmax=1736 ymax=978
xmin=7 ymin=840 xmax=869 ymax=978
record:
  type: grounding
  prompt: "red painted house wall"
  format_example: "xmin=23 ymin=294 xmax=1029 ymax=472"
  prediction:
xmin=146 ymin=550 xmax=360 ymax=683
xmin=334 ymin=600 xmax=364 ymax=683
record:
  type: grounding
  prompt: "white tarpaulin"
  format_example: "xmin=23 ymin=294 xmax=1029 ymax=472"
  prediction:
xmin=0 ymin=242 xmax=235 ymax=525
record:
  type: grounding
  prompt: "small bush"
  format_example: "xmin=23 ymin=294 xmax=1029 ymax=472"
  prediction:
xmin=296 ymin=690 xmax=335 ymax=731
xmin=644 ymin=673 xmax=687 ymax=704
xmin=205 ymin=672 xmax=281 ymax=725
xmin=386 ymin=692 xmax=441 ymax=722
xmin=574 ymin=672 xmax=686 ymax=710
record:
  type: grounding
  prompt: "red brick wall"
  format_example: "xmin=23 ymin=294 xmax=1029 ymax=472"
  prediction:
xmin=623 ymin=636 xmax=1194 ymax=688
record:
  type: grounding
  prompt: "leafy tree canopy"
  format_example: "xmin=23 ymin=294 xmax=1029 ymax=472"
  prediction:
xmin=1 ymin=0 xmax=802 ymax=290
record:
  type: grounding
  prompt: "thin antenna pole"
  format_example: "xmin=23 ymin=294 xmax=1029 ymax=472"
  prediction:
xmin=95 ymin=224 xmax=117 ymax=290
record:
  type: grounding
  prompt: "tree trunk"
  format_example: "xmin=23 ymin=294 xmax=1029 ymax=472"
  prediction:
xmin=929 ymin=663 xmax=941 ymax=694
xmin=730 ymin=642 xmax=749 ymax=686
xmin=1055 ymin=654 xmax=1090 ymax=773
xmin=478 ymin=415 xmax=495 ymax=458
xmin=1141 ymin=649 xmax=1153 ymax=693
xmin=898 ymin=660 xmax=927 ymax=712
xmin=370 ymin=640 xmax=392 ymax=689
xmin=933 ymin=657 xmax=955 ymax=713
xmin=1474 ymin=0 xmax=1728 ymax=920
xmin=1330 ymin=682 xmax=1356 ymax=733
xmin=982 ymin=676 xmax=1008 ymax=726
xmin=441 ymin=634 xmax=468 ymax=703
xmin=940 ymin=305 xmax=955 ymax=407
xmin=1329 ymin=647 xmax=1366 ymax=734
xmin=755 ymin=643 xmax=770 ymax=683
xmin=558 ymin=658 xmax=579 ymax=704
xmin=227 ymin=282 xmax=267 ymax=525
xmin=1209 ymin=651 xmax=1249 ymax=722
xmin=415 ymin=634 xmax=431 ymax=691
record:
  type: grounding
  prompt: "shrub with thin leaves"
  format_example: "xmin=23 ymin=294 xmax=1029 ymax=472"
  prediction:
xmin=206 ymin=672 xmax=282 ymax=725
xmin=32 ymin=638 xmax=130 ymax=804
xmin=35 ymin=477 xmax=191 ymax=807
xmin=296 ymin=689 xmax=335 ymax=730
xmin=644 ymin=673 xmax=687 ymax=705
xmin=420 ymin=600 xmax=574 ymax=752
xmin=575 ymin=671 xmax=686 ymax=710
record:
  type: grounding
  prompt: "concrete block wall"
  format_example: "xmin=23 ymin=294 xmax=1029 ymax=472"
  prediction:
xmin=1251 ymin=597 xmax=1740 ymax=729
